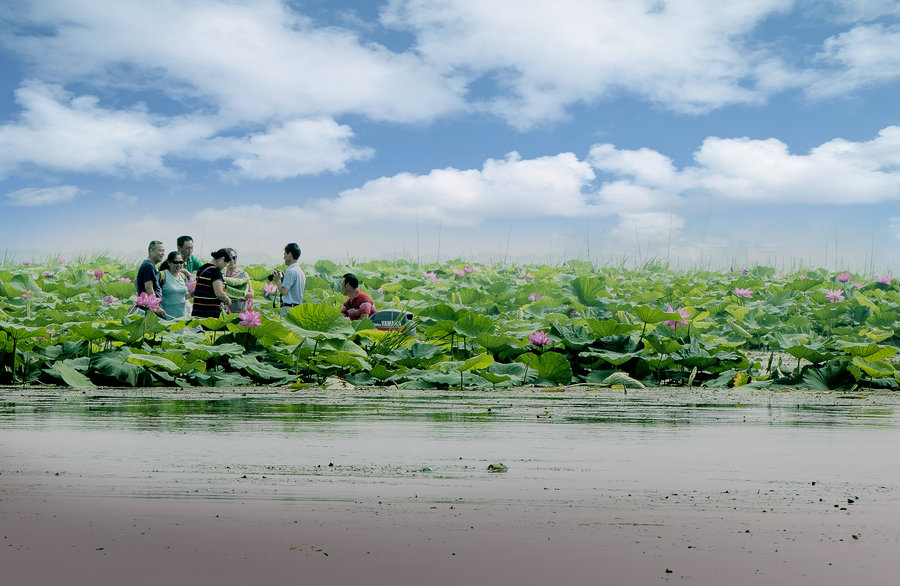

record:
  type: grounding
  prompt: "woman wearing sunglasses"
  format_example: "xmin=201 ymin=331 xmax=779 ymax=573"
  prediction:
xmin=159 ymin=251 xmax=190 ymax=318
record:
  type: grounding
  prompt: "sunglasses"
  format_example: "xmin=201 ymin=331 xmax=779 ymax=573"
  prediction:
xmin=172 ymin=261 xmax=184 ymax=264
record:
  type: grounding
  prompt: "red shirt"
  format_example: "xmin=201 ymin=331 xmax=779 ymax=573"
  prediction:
xmin=341 ymin=291 xmax=376 ymax=320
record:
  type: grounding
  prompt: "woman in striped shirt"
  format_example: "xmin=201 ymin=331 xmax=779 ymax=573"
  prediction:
xmin=190 ymin=248 xmax=232 ymax=318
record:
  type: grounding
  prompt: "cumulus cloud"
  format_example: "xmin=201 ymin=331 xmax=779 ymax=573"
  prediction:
xmin=203 ymin=118 xmax=374 ymax=180
xmin=110 ymin=191 xmax=138 ymax=206
xmin=325 ymin=151 xmax=597 ymax=225
xmin=0 ymin=81 xmax=210 ymax=178
xmin=810 ymin=23 xmax=900 ymax=96
xmin=8 ymin=0 xmax=463 ymax=123
xmin=382 ymin=0 xmax=798 ymax=127
xmin=591 ymin=126 xmax=900 ymax=206
xmin=6 ymin=185 xmax=82 ymax=206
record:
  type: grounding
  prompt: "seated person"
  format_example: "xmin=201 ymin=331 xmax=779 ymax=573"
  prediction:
xmin=340 ymin=272 xmax=376 ymax=321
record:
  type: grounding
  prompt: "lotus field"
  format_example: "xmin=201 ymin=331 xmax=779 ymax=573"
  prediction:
xmin=1 ymin=256 xmax=898 ymax=391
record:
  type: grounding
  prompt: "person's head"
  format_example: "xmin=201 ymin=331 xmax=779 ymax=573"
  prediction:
xmin=177 ymin=235 xmax=194 ymax=258
xmin=148 ymin=240 xmax=165 ymax=263
xmin=283 ymin=242 xmax=301 ymax=264
xmin=210 ymin=247 xmax=232 ymax=269
xmin=226 ymin=248 xmax=238 ymax=271
xmin=341 ymin=273 xmax=359 ymax=296
xmin=160 ymin=251 xmax=184 ymax=273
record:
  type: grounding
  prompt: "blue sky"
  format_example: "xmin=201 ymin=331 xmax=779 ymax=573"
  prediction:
xmin=1 ymin=0 xmax=899 ymax=273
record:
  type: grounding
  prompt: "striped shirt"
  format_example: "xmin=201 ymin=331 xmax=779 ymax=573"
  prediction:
xmin=190 ymin=263 xmax=225 ymax=318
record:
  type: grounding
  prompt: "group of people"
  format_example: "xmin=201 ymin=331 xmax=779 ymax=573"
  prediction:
xmin=135 ymin=238 xmax=374 ymax=322
xmin=135 ymin=236 xmax=259 ymax=320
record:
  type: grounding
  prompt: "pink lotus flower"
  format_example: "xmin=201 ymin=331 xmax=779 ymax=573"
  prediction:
xmin=263 ymin=283 xmax=278 ymax=296
xmin=451 ymin=268 xmax=465 ymax=278
xmin=464 ymin=265 xmax=474 ymax=274
xmin=854 ymin=283 xmax=862 ymax=289
xmin=118 ymin=277 xmax=132 ymax=283
xmin=528 ymin=293 xmax=544 ymax=302
xmin=57 ymin=258 xmax=67 ymax=265
xmin=42 ymin=271 xmax=54 ymax=277
xmin=617 ymin=275 xmax=625 ymax=280
xmin=733 ymin=287 xmax=752 ymax=299
xmin=773 ymin=273 xmax=784 ymax=280
xmin=876 ymin=275 xmax=892 ymax=285
xmin=797 ymin=275 xmax=807 ymax=280
xmin=739 ymin=266 xmax=747 ymax=275
xmin=102 ymin=295 xmax=117 ymax=306
xmin=837 ymin=272 xmax=851 ymax=283
xmin=624 ymin=293 xmax=631 ymax=299
xmin=20 ymin=290 xmax=34 ymax=299
xmin=825 ymin=289 xmax=845 ymax=303
xmin=663 ymin=305 xmax=690 ymax=329
xmin=377 ymin=287 xmax=385 ymax=293
xmin=93 ymin=269 xmax=104 ymax=280
xmin=135 ymin=292 xmax=162 ymax=312
xmin=422 ymin=271 xmax=439 ymax=283
xmin=187 ymin=277 xmax=197 ymax=295
xmin=520 ymin=272 xmax=534 ymax=281
xmin=528 ymin=330 xmax=552 ymax=347
xmin=238 ymin=309 xmax=262 ymax=328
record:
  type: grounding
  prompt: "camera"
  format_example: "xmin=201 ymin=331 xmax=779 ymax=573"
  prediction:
xmin=267 ymin=269 xmax=284 ymax=281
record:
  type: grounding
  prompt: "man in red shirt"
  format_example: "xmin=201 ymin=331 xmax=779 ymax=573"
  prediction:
xmin=340 ymin=273 xmax=376 ymax=321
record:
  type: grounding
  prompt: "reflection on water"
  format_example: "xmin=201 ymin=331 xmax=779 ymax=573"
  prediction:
xmin=3 ymin=389 xmax=898 ymax=432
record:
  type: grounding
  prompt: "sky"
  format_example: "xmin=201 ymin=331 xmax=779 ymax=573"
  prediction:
xmin=1 ymin=0 xmax=899 ymax=272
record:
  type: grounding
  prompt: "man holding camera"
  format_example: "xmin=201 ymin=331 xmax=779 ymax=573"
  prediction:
xmin=272 ymin=242 xmax=306 ymax=316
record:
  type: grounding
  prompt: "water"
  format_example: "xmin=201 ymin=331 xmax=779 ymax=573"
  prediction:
xmin=2 ymin=387 xmax=899 ymax=585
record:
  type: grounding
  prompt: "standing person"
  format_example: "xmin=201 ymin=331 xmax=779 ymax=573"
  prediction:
xmin=224 ymin=247 xmax=253 ymax=314
xmin=190 ymin=249 xmax=232 ymax=318
xmin=134 ymin=240 xmax=167 ymax=317
xmin=272 ymin=242 xmax=305 ymax=316
xmin=340 ymin=273 xmax=376 ymax=321
xmin=159 ymin=251 xmax=190 ymax=318
xmin=177 ymin=235 xmax=203 ymax=273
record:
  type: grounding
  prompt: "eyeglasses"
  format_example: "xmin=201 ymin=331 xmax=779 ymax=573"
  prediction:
xmin=172 ymin=261 xmax=184 ymax=265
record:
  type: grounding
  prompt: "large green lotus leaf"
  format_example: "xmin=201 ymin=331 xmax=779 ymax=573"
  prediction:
xmin=598 ymin=371 xmax=645 ymax=388
xmin=517 ymin=351 xmax=573 ymax=385
xmin=585 ymin=319 xmax=637 ymax=339
xmin=101 ymin=281 xmax=136 ymax=299
xmin=285 ymin=303 xmax=354 ymax=338
xmin=643 ymin=336 xmax=683 ymax=354
xmin=785 ymin=345 xmax=837 ymax=364
xmin=50 ymin=360 xmax=97 ymax=389
xmin=69 ymin=322 xmax=108 ymax=340
xmin=852 ymin=357 xmax=894 ymax=378
xmin=552 ymin=323 xmax=593 ymax=348
xmin=0 ymin=321 xmax=47 ymax=340
xmin=425 ymin=320 xmax=456 ymax=339
xmin=631 ymin=306 xmax=679 ymax=325
xmin=569 ymin=276 xmax=605 ymax=306
xmin=458 ymin=353 xmax=494 ymax=372
xmin=801 ymin=361 xmax=857 ymax=390
xmin=474 ymin=370 xmax=510 ymax=385
xmin=416 ymin=304 xmax=460 ymax=321
xmin=93 ymin=350 xmax=144 ymax=386
xmin=249 ymin=320 xmax=303 ymax=346
xmin=183 ymin=341 xmax=245 ymax=360
xmin=580 ymin=349 xmax=637 ymax=366
xmin=318 ymin=351 xmax=371 ymax=372
xmin=834 ymin=342 xmax=896 ymax=361
xmin=456 ymin=287 xmax=486 ymax=306
xmin=454 ymin=313 xmax=493 ymax=338
xmin=127 ymin=353 xmax=180 ymax=372
xmin=786 ymin=278 xmax=824 ymax=292
xmin=230 ymin=354 xmax=291 ymax=381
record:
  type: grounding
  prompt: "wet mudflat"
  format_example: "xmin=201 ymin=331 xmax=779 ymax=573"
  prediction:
xmin=1 ymin=386 xmax=899 ymax=586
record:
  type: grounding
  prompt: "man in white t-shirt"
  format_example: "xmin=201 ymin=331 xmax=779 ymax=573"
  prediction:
xmin=272 ymin=242 xmax=306 ymax=316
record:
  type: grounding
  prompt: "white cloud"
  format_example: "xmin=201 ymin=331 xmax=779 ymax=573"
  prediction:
xmin=203 ymin=118 xmax=374 ymax=180
xmin=382 ymin=0 xmax=796 ymax=127
xmin=325 ymin=151 xmax=597 ymax=225
xmin=811 ymin=24 xmax=900 ymax=96
xmin=10 ymin=0 xmax=464 ymax=123
xmin=593 ymin=126 xmax=900 ymax=205
xmin=6 ymin=185 xmax=81 ymax=206
xmin=0 ymin=81 xmax=210 ymax=178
